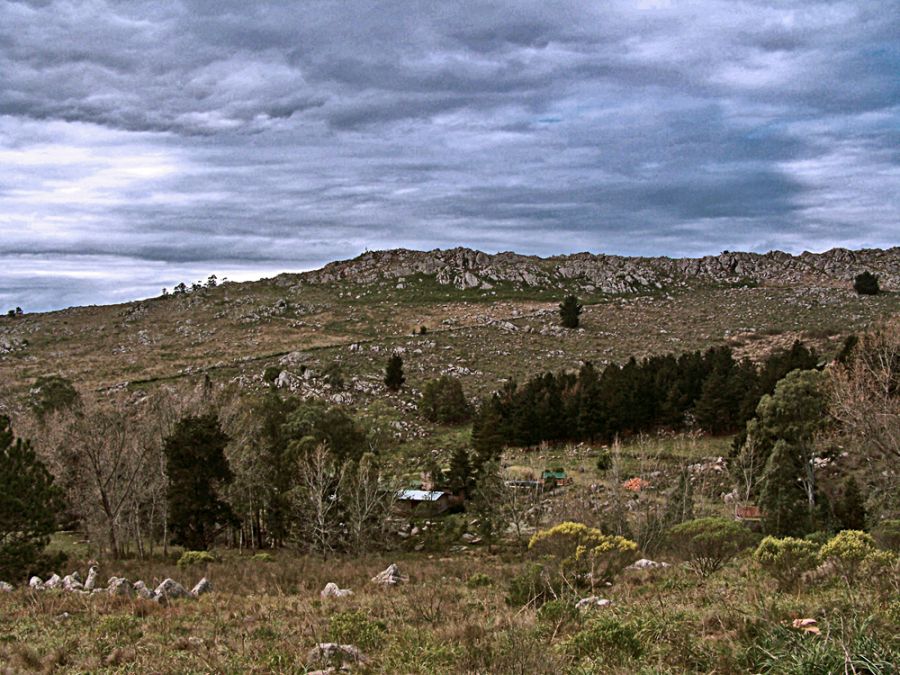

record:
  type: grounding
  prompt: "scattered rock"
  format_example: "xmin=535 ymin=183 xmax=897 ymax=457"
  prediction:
xmin=62 ymin=572 xmax=83 ymax=591
xmin=190 ymin=577 xmax=212 ymax=597
xmin=107 ymin=577 xmax=133 ymax=597
xmin=791 ymin=618 xmax=821 ymax=634
xmin=44 ymin=574 xmax=62 ymax=589
xmin=371 ymin=563 xmax=408 ymax=586
xmin=0 ymin=581 xmax=13 ymax=592
xmin=576 ymin=596 xmax=613 ymax=610
xmin=28 ymin=576 xmax=44 ymax=590
xmin=133 ymin=580 xmax=155 ymax=600
xmin=84 ymin=566 xmax=99 ymax=591
xmin=306 ymin=643 xmax=368 ymax=667
xmin=321 ymin=582 xmax=353 ymax=598
xmin=154 ymin=578 xmax=190 ymax=602
xmin=626 ymin=559 xmax=671 ymax=570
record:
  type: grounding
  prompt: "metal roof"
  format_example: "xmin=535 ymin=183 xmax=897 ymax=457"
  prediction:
xmin=396 ymin=489 xmax=446 ymax=501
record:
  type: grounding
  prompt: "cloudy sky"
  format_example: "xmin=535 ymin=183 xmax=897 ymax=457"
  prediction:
xmin=1 ymin=0 xmax=898 ymax=311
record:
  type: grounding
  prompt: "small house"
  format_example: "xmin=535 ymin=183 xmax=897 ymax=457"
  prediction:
xmin=395 ymin=489 xmax=450 ymax=515
xmin=541 ymin=468 xmax=573 ymax=488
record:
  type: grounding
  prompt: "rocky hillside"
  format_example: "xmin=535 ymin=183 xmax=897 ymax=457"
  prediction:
xmin=292 ymin=246 xmax=900 ymax=293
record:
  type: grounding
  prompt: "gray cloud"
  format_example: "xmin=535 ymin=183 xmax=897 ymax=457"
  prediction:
xmin=0 ymin=0 xmax=898 ymax=311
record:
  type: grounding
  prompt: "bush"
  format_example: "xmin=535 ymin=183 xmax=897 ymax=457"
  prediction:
xmin=328 ymin=610 xmax=386 ymax=650
xmin=753 ymin=536 xmax=819 ymax=591
xmin=819 ymin=530 xmax=876 ymax=583
xmin=853 ymin=271 xmax=880 ymax=295
xmin=536 ymin=599 xmax=579 ymax=631
xmin=595 ymin=449 xmax=612 ymax=472
xmin=872 ymin=519 xmax=900 ymax=552
xmin=466 ymin=572 xmax=493 ymax=588
xmin=251 ymin=552 xmax=275 ymax=563
xmin=667 ymin=517 xmax=756 ymax=577
xmin=177 ymin=550 xmax=216 ymax=567
xmin=565 ymin=616 xmax=643 ymax=661
xmin=529 ymin=522 xmax=638 ymax=584
xmin=861 ymin=549 xmax=899 ymax=598
xmin=262 ymin=366 xmax=281 ymax=384
xmin=506 ymin=563 xmax=563 ymax=608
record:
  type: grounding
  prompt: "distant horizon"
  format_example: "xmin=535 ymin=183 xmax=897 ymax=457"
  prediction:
xmin=6 ymin=241 xmax=896 ymax=315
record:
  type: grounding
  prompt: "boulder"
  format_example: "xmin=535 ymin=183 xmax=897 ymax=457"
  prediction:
xmin=84 ymin=566 xmax=99 ymax=591
xmin=107 ymin=577 xmax=133 ymax=597
xmin=62 ymin=573 xmax=84 ymax=591
xmin=371 ymin=563 xmax=407 ymax=586
xmin=44 ymin=574 xmax=62 ymax=589
xmin=626 ymin=558 xmax=670 ymax=570
xmin=320 ymin=582 xmax=353 ymax=599
xmin=154 ymin=578 xmax=190 ymax=602
xmin=306 ymin=643 xmax=367 ymax=667
xmin=576 ymin=596 xmax=613 ymax=610
xmin=133 ymin=580 xmax=155 ymax=600
xmin=28 ymin=576 xmax=44 ymax=590
xmin=190 ymin=577 xmax=212 ymax=597
xmin=0 ymin=581 xmax=13 ymax=592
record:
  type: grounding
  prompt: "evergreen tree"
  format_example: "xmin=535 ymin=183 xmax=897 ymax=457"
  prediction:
xmin=446 ymin=446 xmax=474 ymax=496
xmin=471 ymin=396 xmax=506 ymax=469
xmin=853 ymin=271 xmax=880 ymax=295
xmin=283 ymin=399 xmax=366 ymax=464
xmin=384 ymin=354 xmax=405 ymax=391
xmin=760 ymin=440 xmax=810 ymax=536
xmin=164 ymin=413 xmax=236 ymax=550
xmin=0 ymin=416 xmax=63 ymax=580
xmin=419 ymin=376 xmax=471 ymax=424
xmin=29 ymin=374 xmax=81 ymax=422
xmin=834 ymin=476 xmax=867 ymax=531
xmin=559 ymin=295 xmax=583 ymax=328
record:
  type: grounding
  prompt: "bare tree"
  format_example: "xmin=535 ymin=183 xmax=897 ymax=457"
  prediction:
xmin=292 ymin=443 xmax=346 ymax=556
xmin=343 ymin=452 xmax=396 ymax=554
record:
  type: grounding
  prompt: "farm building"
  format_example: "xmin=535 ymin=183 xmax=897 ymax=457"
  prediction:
xmin=395 ymin=489 xmax=451 ymax=515
xmin=541 ymin=468 xmax=573 ymax=488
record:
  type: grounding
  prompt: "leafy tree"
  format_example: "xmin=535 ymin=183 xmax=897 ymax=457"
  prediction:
xmin=559 ymin=295 xmax=583 ymax=329
xmin=0 ymin=416 xmax=63 ymax=580
xmin=384 ymin=354 xmax=405 ymax=392
xmin=853 ymin=271 xmax=880 ymax=295
xmin=164 ymin=413 xmax=236 ymax=550
xmin=667 ymin=517 xmax=756 ymax=577
xmin=419 ymin=376 xmax=471 ymax=424
xmin=29 ymin=375 xmax=81 ymax=422
xmin=283 ymin=399 xmax=366 ymax=464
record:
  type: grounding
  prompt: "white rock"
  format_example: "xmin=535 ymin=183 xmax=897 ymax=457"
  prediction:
xmin=576 ymin=596 xmax=613 ymax=610
xmin=306 ymin=643 xmax=367 ymax=666
xmin=107 ymin=577 xmax=133 ymax=597
xmin=626 ymin=558 xmax=671 ymax=570
xmin=133 ymin=580 xmax=155 ymax=600
xmin=44 ymin=574 xmax=62 ymax=589
xmin=190 ymin=577 xmax=212 ymax=597
xmin=29 ymin=576 xmax=44 ymax=590
xmin=84 ymin=566 xmax=99 ymax=591
xmin=154 ymin=578 xmax=190 ymax=602
xmin=320 ymin=582 xmax=353 ymax=599
xmin=62 ymin=573 xmax=83 ymax=591
xmin=371 ymin=563 xmax=407 ymax=586
xmin=0 ymin=581 xmax=13 ymax=592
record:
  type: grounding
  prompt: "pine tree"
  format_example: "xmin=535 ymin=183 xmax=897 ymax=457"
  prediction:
xmin=834 ymin=476 xmax=867 ymax=531
xmin=164 ymin=413 xmax=236 ymax=550
xmin=384 ymin=354 xmax=405 ymax=391
xmin=0 ymin=416 xmax=63 ymax=580
xmin=446 ymin=446 xmax=474 ymax=497
xmin=559 ymin=295 xmax=583 ymax=328
xmin=759 ymin=440 xmax=810 ymax=536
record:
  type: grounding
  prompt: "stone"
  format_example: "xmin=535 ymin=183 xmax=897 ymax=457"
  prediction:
xmin=44 ymin=574 xmax=62 ymax=589
xmin=154 ymin=578 xmax=190 ymax=602
xmin=84 ymin=566 xmax=99 ymax=591
xmin=190 ymin=577 xmax=212 ymax=597
xmin=28 ymin=576 xmax=44 ymax=590
xmin=576 ymin=596 xmax=613 ymax=610
xmin=626 ymin=558 xmax=671 ymax=570
xmin=0 ymin=581 xmax=13 ymax=592
xmin=320 ymin=582 xmax=353 ymax=599
xmin=107 ymin=577 xmax=133 ymax=597
xmin=133 ymin=580 xmax=155 ymax=600
xmin=306 ymin=643 xmax=367 ymax=667
xmin=62 ymin=573 xmax=84 ymax=591
xmin=371 ymin=563 xmax=407 ymax=586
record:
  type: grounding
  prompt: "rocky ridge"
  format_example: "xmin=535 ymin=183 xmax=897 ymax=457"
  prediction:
xmin=289 ymin=246 xmax=900 ymax=294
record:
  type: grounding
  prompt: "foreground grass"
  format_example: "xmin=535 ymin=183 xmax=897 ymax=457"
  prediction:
xmin=1 ymin=548 xmax=897 ymax=673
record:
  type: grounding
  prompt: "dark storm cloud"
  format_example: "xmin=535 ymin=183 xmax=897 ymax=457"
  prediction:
xmin=0 ymin=0 xmax=898 ymax=310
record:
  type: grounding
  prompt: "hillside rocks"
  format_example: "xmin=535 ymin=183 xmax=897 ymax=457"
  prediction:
xmin=293 ymin=246 xmax=900 ymax=294
xmin=371 ymin=563 xmax=407 ymax=586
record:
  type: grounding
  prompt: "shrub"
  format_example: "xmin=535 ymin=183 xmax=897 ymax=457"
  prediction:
xmin=860 ymin=549 xmax=899 ymax=598
xmin=506 ymin=563 xmax=563 ymax=608
xmin=753 ymin=536 xmax=819 ymax=591
xmin=328 ymin=610 xmax=386 ymax=650
xmin=565 ymin=616 xmax=643 ymax=661
xmin=668 ymin=517 xmax=756 ymax=577
xmin=536 ymin=598 xmax=579 ymax=630
xmin=853 ymin=271 xmax=880 ymax=295
xmin=559 ymin=295 xmax=583 ymax=329
xmin=466 ymin=572 xmax=493 ymax=588
xmin=595 ymin=449 xmax=612 ymax=472
xmin=251 ymin=552 xmax=275 ymax=563
xmin=872 ymin=519 xmax=900 ymax=552
xmin=177 ymin=550 xmax=216 ymax=567
xmin=529 ymin=522 xmax=638 ymax=584
xmin=819 ymin=530 xmax=876 ymax=583
xmin=262 ymin=366 xmax=281 ymax=384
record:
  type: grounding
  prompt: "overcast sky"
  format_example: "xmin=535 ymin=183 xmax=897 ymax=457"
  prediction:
xmin=1 ymin=1 xmax=898 ymax=311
